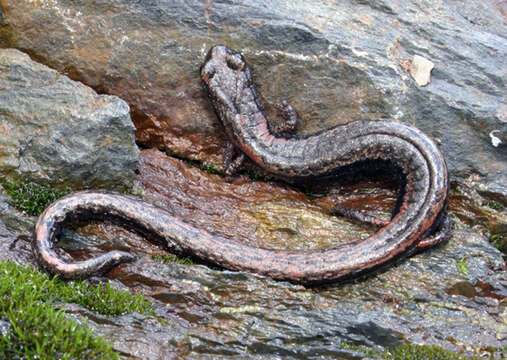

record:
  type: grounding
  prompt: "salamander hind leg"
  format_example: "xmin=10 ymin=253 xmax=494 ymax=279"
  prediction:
xmin=416 ymin=212 xmax=452 ymax=248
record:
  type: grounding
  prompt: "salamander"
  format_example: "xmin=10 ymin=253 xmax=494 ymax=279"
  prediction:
xmin=32 ymin=45 xmax=450 ymax=284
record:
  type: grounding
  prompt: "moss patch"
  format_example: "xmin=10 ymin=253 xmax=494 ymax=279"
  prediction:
xmin=0 ymin=260 xmax=154 ymax=359
xmin=386 ymin=344 xmax=480 ymax=360
xmin=168 ymin=153 xmax=222 ymax=176
xmin=151 ymin=253 xmax=195 ymax=265
xmin=490 ymin=233 xmax=506 ymax=255
xmin=456 ymin=257 xmax=469 ymax=274
xmin=340 ymin=341 xmax=383 ymax=357
xmin=340 ymin=342 xmax=480 ymax=359
xmin=0 ymin=180 xmax=70 ymax=216
xmin=483 ymin=200 xmax=504 ymax=212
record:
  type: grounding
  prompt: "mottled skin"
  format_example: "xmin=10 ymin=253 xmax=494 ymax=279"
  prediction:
xmin=32 ymin=45 xmax=450 ymax=284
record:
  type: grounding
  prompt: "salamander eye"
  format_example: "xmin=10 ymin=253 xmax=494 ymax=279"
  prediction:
xmin=226 ymin=53 xmax=245 ymax=71
xmin=201 ymin=62 xmax=216 ymax=83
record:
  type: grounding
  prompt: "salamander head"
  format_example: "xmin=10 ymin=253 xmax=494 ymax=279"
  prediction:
xmin=201 ymin=45 xmax=257 ymax=131
xmin=201 ymin=45 xmax=247 ymax=84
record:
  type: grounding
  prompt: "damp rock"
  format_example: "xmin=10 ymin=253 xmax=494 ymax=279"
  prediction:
xmin=0 ymin=191 xmax=35 ymax=264
xmin=45 ymin=150 xmax=506 ymax=359
xmin=0 ymin=0 xmax=505 ymax=184
xmin=0 ymin=1 xmax=505 ymax=358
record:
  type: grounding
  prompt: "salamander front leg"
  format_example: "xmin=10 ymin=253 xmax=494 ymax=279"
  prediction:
xmin=222 ymin=100 xmax=299 ymax=176
xmin=223 ymin=141 xmax=246 ymax=176
xmin=273 ymin=100 xmax=298 ymax=135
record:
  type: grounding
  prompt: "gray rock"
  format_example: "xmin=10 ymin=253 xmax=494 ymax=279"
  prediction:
xmin=0 ymin=190 xmax=34 ymax=264
xmin=475 ymin=174 xmax=507 ymax=206
xmin=58 ymin=220 xmax=505 ymax=359
xmin=0 ymin=0 xmax=504 ymax=187
xmin=0 ymin=48 xmax=139 ymax=190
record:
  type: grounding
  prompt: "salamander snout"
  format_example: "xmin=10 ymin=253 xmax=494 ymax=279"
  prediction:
xmin=225 ymin=52 xmax=245 ymax=71
xmin=208 ymin=45 xmax=245 ymax=71
xmin=202 ymin=45 xmax=247 ymax=83
xmin=200 ymin=61 xmax=215 ymax=83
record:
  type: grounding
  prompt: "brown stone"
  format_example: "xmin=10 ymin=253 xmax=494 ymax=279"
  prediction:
xmin=136 ymin=149 xmax=375 ymax=250
xmin=1 ymin=0 xmax=505 ymax=182
xmin=0 ymin=0 xmax=390 ymax=168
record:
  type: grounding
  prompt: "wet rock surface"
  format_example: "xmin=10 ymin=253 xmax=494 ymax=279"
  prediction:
xmin=136 ymin=149 xmax=381 ymax=250
xmin=0 ymin=48 xmax=138 ymax=189
xmin=2 ymin=151 xmax=504 ymax=359
xmin=0 ymin=0 xmax=505 ymax=187
xmin=0 ymin=0 xmax=505 ymax=358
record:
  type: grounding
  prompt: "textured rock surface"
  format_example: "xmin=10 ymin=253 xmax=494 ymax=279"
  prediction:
xmin=0 ymin=0 xmax=505 ymax=358
xmin=137 ymin=149 xmax=383 ymax=250
xmin=0 ymin=191 xmax=34 ymax=264
xmin=0 ymin=150 xmax=505 ymax=358
xmin=0 ymin=0 xmax=505 ymax=186
xmin=2 ymin=151 xmax=501 ymax=359
xmin=0 ymin=48 xmax=139 ymax=189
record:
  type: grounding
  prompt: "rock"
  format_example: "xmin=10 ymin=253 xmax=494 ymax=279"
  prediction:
xmin=136 ymin=149 xmax=378 ymax=250
xmin=0 ymin=0 xmax=505 ymax=186
xmin=0 ymin=1 xmax=505 ymax=358
xmin=0 ymin=48 xmax=139 ymax=190
xmin=471 ymin=174 xmax=507 ymax=206
xmin=0 ymin=191 xmax=35 ymax=264
xmin=61 ymin=225 xmax=506 ymax=359
xmin=42 ymin=150 xmax=503 ymax=359
xmin=400 ymin=55 xmax=434 ymax=86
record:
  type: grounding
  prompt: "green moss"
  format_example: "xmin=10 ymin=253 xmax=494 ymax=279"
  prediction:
xmin=181 ymin=157 xmax=221 ymax=175
xmin=490 ymin=233 xmax=506 ymax=255
xmin=166 ymin=151 xmax=278 ymax=182
xmin=0 ymin=180 xmax=70 ymax=216
xmin=242 ymin=169 xmax=272 ymax=182
xmin=59 ymin=281 xmax=154 ymax=316
xmin=197 ymin=162 xmax=221 ymax=175
xmin=151 ymin=253 xmax=195 ymax=265
xmin=483 ymin=200 xmax=504 ymax=211
xmin=385 ymin=344 xmax=480 ymax=360
xmin=15 ymin=262 xmax=152 ymax=316
xmin=0 ymin=260 xmax=155 ymax=359
xmin=394 ymin=286 xmax=414 ymax=302
xmin=340 ymin=341 xmax=383 ymax=357
xmin=0 ymin=301 xmax=117 ymax=360
xmin=340 ymin=342 xmax=480 ymax=359
xmin=456 ymin=258 xmax=469 ymax=274
xmin=122 ymin=187 xmax=143 ymax=198
xmin=168 ymin=154 xmax=223 ymax=176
